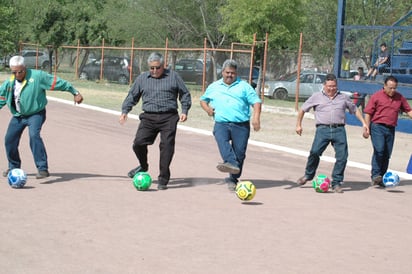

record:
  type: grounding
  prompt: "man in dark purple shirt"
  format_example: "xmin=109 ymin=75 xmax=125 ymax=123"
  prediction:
xmin=296 ymin=74 xmax=368 ymax=193
xmin=363 ymin=76 xmax=412 ymax=187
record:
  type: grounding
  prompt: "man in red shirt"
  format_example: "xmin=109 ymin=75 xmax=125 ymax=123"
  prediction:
xmin=363 ymin=76 xmax=412 ymax=186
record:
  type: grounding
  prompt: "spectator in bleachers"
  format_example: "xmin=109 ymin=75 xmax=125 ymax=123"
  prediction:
xmin=341 ymin=50 xmax=351 ymax=78
xmin=353 ymin=67 xmax=366 ymax=110
xmin=364 ymin=43 xmax=390 ymax=80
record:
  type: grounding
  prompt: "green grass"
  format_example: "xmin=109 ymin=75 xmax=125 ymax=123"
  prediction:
xmin=45 ymin=71 xmax=298 ymax=109
xmin=1 ymin=71 xmax=409 ymax=123
xmin=1 ymin=70 xmax=410 ymax=147
xmin=33 ymin=72 xmax=300 ymax=134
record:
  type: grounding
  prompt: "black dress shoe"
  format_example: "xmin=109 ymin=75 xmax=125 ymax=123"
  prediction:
xmin=157 ymin=184 xmax=168 ymax=190
xmin=127 ymin=166 xmax=147 ymax=178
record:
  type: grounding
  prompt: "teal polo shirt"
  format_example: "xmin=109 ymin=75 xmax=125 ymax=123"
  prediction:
xmin=200 ymin=78 xmax=261 ymax=123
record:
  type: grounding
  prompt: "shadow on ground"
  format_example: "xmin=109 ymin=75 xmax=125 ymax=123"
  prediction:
xmin=33 ymin=172 xmax=127 ymax=184
xmin=168 ymin=177 xmax=297 ymax=190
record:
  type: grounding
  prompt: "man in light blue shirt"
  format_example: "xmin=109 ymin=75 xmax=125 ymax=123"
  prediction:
xmin=200 ymin=59 xmax=261 ymax=190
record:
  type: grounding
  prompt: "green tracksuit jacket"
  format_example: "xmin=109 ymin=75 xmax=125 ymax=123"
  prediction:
xmin=0 ymin=69 xmax=79 ymax=116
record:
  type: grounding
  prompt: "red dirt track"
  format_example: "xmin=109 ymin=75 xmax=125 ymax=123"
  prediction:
xmin=1 ymin=100 xmax=412 ymax=274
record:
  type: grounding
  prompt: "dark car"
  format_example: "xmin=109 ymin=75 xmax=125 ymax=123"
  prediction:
xmin=174 ymin=59 xmax=221 ymax=85
xmin=79 ymin=56 xmax=139 ymax=85
xmin=217 ymin=66 xmax=259 ymax=88
xmin=237 ymin=66 xmax=260 ymax=88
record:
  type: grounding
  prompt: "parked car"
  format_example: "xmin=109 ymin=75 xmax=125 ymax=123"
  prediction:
xmin=174 ymin=58 xmax=221 ymax=85
xmin=7 ymin=50 xmax=54 ymax=70
xmin=215 ymin=65 xmax=260 ymax=88
xmin=79 ymin=56 xmax=139 ymax=85
xmin=349 ymin=69 xmax=359 ymax=78
xmin=263 ymin=71 xmax=327 ymax=100
xmin=237 ymin=66 xmax=260 ymax=88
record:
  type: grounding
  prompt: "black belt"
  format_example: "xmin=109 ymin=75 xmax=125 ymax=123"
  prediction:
xmin=316 ymin=124 xmax=345 ymax=128
xmin=376 ymin=123 xmax=395 ymax=129
xmin=144 ymin=110 xmax=177 ymax=114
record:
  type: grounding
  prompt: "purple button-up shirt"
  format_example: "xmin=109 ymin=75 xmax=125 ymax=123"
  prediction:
xmin=301 ymin=90 xmax=357 ymax=125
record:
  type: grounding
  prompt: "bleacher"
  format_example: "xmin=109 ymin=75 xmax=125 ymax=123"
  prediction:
xmin=339 ymin=39 xmax=412 ymax=98
xmin=390 ymin=40 xmax=412 ymax=83
xmin=398 ymin=41 xmax=412 ymax=54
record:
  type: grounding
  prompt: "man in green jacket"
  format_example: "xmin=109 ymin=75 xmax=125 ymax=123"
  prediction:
xmin=0 ymin=55 xmax=84 ymax=179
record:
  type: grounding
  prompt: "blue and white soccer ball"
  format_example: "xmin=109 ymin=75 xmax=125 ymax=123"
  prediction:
xmin=7 ymin=168 xmax=27 ymax=189
xmin=382 ymin=171 xmax=400 ymax=187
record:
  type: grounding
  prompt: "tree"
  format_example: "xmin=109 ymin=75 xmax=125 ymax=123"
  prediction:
xmin=0 ymin=1 xmax=18 ymax=59
xmin=301 ymin=1 xmax=337 ymax=68
xmin=220 ymin=0 xmax=305 ymax=48
xmin=12 ymin=0 xmax=110 ymax=72
xmin=195 ymin=0 xmax=227 ymax=82
xmin=220 ymin=0 xmax=305 ymax=81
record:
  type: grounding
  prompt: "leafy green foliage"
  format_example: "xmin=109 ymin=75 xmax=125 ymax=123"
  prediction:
xmin=1 ymin=0 xmax=411 ymax=77
xmin=220 ymin=0 xmax=305 ymax=49
xmin=0 ymin=1 xmax=18 ymax=55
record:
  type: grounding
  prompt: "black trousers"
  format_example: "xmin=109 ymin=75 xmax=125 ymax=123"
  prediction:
xmin=133 ymin=112 xmax=179 ymax=185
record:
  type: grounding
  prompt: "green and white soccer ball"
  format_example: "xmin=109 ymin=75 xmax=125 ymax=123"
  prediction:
xmin=133 ymin=172 xmax=152 ymax=191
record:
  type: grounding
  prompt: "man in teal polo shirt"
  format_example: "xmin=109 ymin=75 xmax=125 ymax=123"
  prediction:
xmin=200 ymin=59 xmax=261 ymax=191
xmin=0 ymin=55 xmax=83 ymax=179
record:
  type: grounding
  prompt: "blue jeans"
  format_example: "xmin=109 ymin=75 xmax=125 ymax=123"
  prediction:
xmin=213 ymin=121 xmax=250 ymax=182
xmin=376 ymin=63 xmax=389 ymax=73
xmin=305 ymin=126 xmax=348 ymax=187
xmin=370 ymin=123 xmax=395 ymax=179
xmin=4 ymin=109 xmax=48 ymax=171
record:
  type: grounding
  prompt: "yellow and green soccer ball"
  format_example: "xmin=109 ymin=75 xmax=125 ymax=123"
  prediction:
xmin=235 ymin=181 xmax=256 ymax=201
xmin=133 ymin=172 xmax=152 ymax=191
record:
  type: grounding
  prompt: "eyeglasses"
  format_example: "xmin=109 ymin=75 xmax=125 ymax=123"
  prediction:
xmin=11 ymin=70 xmax=25 ymax=75
xmin=150 ymin=66 xmax=162 ymax=70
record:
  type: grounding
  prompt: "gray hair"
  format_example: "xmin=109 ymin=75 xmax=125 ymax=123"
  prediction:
xmin=9 ymin=56 xmax=26 ymax=67
xmin=222 ymin=59 xmax=238 ymax=70
xmin=147 ymin=52 xmax=164 ymax=65
xmin=325 ymin=73 xmax=337 ymax=83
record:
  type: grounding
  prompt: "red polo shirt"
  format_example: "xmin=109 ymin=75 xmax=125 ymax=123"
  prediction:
xmin=364 ymin=89 xmax=412 ymax=127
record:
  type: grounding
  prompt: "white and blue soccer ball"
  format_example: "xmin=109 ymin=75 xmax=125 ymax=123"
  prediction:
xmin=382 ymin=171 xmax=400 ymax=187
xmin=7 ymin=168 xmax=27 ymax=189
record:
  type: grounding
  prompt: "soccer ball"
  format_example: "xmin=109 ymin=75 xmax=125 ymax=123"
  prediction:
xmin=312 ymin=174 xmax=331 ymax=193
xmin=382 ymin=171 xmax=400 ymax=187
xmin=235 ymin=181 xmax=256 ymax=201
xmin=7 ymin=168 xmax=27 ymax=189
xmin=133 ymin=172 xmax=152 ymax=191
